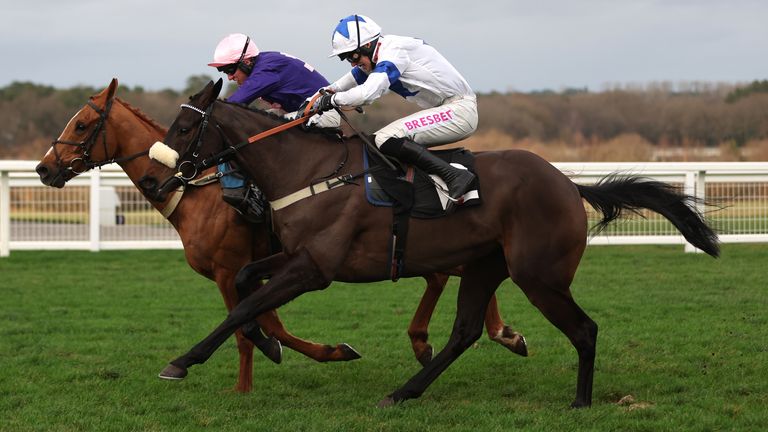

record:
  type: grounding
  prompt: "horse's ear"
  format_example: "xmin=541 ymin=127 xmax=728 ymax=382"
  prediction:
xmin=93 ymin=78 xmax=119 ymax=104
xmin=212 ymin=78 xmax=223 ymax=98
xmin=106 ymin=78 xmax=119 ymax=101
xmin=197 ymin=79 xmax=223 ymax=106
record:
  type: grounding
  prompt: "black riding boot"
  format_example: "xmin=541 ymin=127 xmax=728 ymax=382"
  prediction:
xmin=380 ymin=137 xmax=475 ymax=200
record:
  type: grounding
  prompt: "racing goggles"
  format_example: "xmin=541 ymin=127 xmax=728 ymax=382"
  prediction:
xmin=216 ymin=63 xmax=240 ymax=75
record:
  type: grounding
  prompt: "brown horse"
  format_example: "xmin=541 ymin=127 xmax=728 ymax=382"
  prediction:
xmin=35 ymin=79 xmax=526 ymax=391
xmin=139 ymin=79 xmax=719 ymax=408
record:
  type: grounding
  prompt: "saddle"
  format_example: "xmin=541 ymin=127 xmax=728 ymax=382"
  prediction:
xmin=363 ymin=145 xmax=481 ymax=218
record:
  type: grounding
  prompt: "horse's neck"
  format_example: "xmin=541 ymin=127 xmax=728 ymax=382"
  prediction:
xmin=110 ymin=114 xmax=160 ymax=183
xmin=233 ymin=115 xmax=350 ymax=200
xmin=109 ymin=105 xmax=183 ymax=218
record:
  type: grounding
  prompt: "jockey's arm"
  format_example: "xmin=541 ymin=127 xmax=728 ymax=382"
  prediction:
xmin=226 ymin=71 xmax=280 ymax=105
xmin=331 ymin=72 xmax=389 ymax=107
xmin=327 ymin=72 xmax=358 ymax=93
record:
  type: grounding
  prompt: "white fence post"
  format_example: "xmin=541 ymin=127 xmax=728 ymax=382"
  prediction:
xmin=89 ymin=170 xmax=101 ymax=252
xmin=0 ymin=170 xmax=9 ymax=257
xmin=683 ymin=170 xmax=706 ymax=253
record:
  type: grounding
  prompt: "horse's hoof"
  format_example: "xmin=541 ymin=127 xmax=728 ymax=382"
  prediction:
xmin=416 ymin=345 xmax=434 ymax=367
xmin=570 ymin=399 xmax=591 ymax=409
xmin=260 ymin=337 xmax=283 ymax=364
xmin=512 ymin=334 xmax=528 ymax=357
xmin=242 ymin=324 xmax=282 ymax=364
xmin=494 ymin=326 xmax=528 ymax=357
xmin=338 ymin=343 xmax=362 ymax=361
xmin=377 ymin=395 xmax=397 ymax=408
xmin=158 ymin=364 xmax=187 ymax=380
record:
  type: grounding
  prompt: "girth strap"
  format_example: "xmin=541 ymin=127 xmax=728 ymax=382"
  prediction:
xmin=270 ymin=173 xmax=359 ymax=211
xmin=389 ymin=166 xmax=415 ymax=281
xmin=159 ymin=171 xmax=223 ymax=219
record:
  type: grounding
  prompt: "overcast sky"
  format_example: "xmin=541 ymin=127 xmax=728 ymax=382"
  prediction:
xmin=1 ymin=1 xmax=765 ymax=93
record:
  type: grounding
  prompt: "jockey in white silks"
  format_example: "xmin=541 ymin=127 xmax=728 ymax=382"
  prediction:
xmin=312 ymin=14 xmax=478 ymax=201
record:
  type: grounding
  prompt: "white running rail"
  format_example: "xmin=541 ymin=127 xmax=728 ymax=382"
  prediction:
xmin=2 ymin=160 xmax=768 ymax=257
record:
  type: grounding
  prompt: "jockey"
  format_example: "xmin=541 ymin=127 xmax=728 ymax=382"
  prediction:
xmin=209 ymin=33 xmax=340 ymax=129
xmin=314 ymin=14 xmax=477 ymax=201
xmin=208 ymin=33 xmax=341 ymax=218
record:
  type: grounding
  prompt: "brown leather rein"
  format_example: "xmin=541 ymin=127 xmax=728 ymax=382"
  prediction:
xmin=244 ymin=93 xmax=321 ymax=145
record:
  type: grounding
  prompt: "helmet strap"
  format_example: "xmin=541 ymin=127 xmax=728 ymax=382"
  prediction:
xmin=238 ymin=58 xmax=254 ymax=75
xmin=360 ymin=39 xmax=378 ymax=59
xmin=236 ymin=36 xmax=250 ymax=64
xmin=354 ymin=15 xmax=362 ymax=51
xmin=233 ymin=36 xmax=252 ymax=75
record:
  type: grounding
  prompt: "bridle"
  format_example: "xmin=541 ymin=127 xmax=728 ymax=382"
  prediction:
xmin=173 ymin=102 xmax=219 ymax=182
xmin=48 ymin=97 xmax=148 ymax=177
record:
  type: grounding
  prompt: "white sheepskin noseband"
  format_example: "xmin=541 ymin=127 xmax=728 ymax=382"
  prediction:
xmin=149 ymin=141 xmax=180 ymax=169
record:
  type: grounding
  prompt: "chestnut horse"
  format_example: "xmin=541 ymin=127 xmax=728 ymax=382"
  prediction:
xmin=139 ymin=79 xmax=719 ymax=408
xmin=35 ymin=79 xmax=526 ymax=391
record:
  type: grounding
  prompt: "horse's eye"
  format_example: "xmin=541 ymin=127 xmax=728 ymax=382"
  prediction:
xmin=178 ymin=128 xmax=190 ymax=135
xmin=75 ymin=122 xmax=88 ymax=132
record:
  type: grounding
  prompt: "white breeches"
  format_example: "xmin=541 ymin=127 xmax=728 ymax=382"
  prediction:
xmin=373 ymin=95 xmax=478 ymax=148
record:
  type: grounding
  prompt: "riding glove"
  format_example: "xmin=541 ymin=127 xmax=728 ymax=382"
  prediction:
xmin=313 ymin=94 xmax=336 ymax=113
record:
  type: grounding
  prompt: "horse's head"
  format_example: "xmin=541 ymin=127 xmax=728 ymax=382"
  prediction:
xmin=139 ymin=79 xmax=225 ymax=201
xmin=36 ymin=78 xmax=121 ymax=188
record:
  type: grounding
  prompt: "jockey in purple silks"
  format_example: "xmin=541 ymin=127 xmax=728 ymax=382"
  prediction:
xmin=207 ymin=33 xmax=341 ymax=217
xmin=209 ymin=32 xmax=340 ymax=128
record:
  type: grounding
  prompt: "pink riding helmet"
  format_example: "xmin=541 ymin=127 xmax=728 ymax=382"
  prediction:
xmin=208 ymin=33 xmax=260 ymax=67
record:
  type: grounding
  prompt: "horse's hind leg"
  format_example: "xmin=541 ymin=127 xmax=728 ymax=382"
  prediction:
xmin=510 ymin=252 xmax=597 ymax=408
xmin=381 ymin=251 xmax=508 ymax=406
xmin=409 ymin=272 xmax=527 ymax=366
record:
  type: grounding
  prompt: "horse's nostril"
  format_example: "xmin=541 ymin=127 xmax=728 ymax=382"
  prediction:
xmin=36 ymin=164 xmax=49 ymax=179
xmin=138 ymin=175 xmax=157 ymax=192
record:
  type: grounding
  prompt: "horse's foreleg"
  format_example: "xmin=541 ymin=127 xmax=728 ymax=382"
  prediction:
xmin=213 ymin=272 xmax=255 ymax=392
xmin=484 ymin=295 xmax=528 ymax=357
xmin=233 ymin=256 xmax=284 ymax=365
xmin=380 ymin=251 xmax=508 ymax=406
xmin=232 ymin=329 xmax=254 ymax=392
xmin=408 ymin=273 xmax=449 ymax=366
xmin=257 ymin=309 xmax=361 ymax=362
xmin=159 ymin=249 xmax=330 ymax=380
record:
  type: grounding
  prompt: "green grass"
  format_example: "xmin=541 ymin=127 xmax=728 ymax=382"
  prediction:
xmin=1 ymin=245 xmax=766 ymax=431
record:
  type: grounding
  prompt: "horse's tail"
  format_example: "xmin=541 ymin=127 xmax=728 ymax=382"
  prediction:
xmin=576 ymin=174 xmax=720 ymax=258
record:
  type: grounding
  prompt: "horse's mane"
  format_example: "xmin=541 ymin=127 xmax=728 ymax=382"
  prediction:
xmin=221 ymin=100 xmax=286 ymax=122
xmin=218 ymin=100 xmax=345 ymax=140
xmin=115 ymin=97 xmax=168 ymax=134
